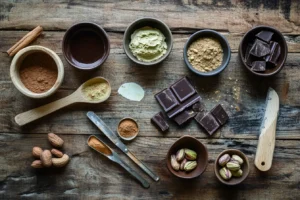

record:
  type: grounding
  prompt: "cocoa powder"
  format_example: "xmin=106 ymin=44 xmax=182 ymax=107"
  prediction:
xmin=20 ymin=52 xmax=58 ymax=93
xmin=118 ymin=119 xmax=139 ymax=138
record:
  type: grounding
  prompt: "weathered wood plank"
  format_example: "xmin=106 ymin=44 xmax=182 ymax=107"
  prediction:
xmin=0 ymin=134 xmax=299 ymax=200
xmin=0 ymin=0 xmax=300 ymax=34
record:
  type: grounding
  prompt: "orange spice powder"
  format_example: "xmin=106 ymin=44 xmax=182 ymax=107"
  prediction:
xmin=118 ymin=119 xmax=139 ymax=138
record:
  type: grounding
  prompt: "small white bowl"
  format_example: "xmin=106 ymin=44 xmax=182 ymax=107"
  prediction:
xmin=10 ymin=45 xmax=64 ymax=98
xmin=117 ymin=118 xmax=139 ymax=141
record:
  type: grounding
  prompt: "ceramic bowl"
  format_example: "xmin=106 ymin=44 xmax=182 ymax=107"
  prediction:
xmin=166 ymin=136 xmax=208 ymax=179
xmin=214 ymin=149 xmax=250 ymax=186
xmin=117 ymin=118 xmax=139 ymax=141
xmin=183 ymin=29 xmax=231 ymax=76
xmin=123 ymin=17 xmax=173 ymax=66
xmin=10 ymin=45 xmax=64 ymax=99
xmin=62 ymin=22 xmax=110 ymax=70
xmin=239 ymin=26 xmax=288 ymax=76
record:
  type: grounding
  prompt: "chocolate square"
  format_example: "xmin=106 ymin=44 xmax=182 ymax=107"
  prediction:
xmin=250 ymin=39 xmax=271 ymax=58
xmin=264 ymin=41 xmax=281 ymax=66
xmin=251 ymin=61 xmax=266 ymax=72
xmin=170 ymin=77 xmax=195 ymax=102
xmin=197 ymin=113 xmax=220 ymax=135
xmin=192 ymin=100 xmax=205 ymax=112
xmin=174 ymin=109 xmax=196 ymax=126
xmin=210 ymin=104 xmax=229 ymax=125
xmin=256 ymin=30 xmax=274 ymax=43
xmin=155 ymin=88 xmax=179 ymax=112
xmin=151 ymin=112 xmax=169 ymax=132
xmin=194 ymin=111 xmax=206 ymax=123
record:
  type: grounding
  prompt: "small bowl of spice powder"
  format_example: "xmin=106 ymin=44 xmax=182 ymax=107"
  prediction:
xmin=183 ymin=30 xmax=231 ymax=76
xmin=10 ymin=45 xmax=64 ymax=98
xmin=117 ymin=118 xmax=139 ymax=141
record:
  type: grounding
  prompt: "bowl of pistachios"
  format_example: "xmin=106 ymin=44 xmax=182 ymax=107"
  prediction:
xmin=214 ymin=149 xmax=250 ymax=185
xmin=166 ymin=135 xmax=208 ymax=179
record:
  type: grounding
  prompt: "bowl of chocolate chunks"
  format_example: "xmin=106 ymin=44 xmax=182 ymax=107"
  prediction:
xmin=239 ymin=26 xmax=288 ymax=76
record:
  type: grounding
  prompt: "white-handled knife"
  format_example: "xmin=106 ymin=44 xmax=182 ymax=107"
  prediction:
xmin=255 ymin=87 xmax=279 ymax=171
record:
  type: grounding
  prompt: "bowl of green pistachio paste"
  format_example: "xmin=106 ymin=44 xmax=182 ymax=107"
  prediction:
xmin=123 ymin=18 xmax=173 ymax=66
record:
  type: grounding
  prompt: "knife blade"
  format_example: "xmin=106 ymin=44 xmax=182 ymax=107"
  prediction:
xmin=255 ymin=87 xmax=279 ymax=171
xmin=87 ymin=111 xmax=160 ymax=181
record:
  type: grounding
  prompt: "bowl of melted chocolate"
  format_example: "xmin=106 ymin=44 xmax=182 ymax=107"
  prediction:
xmin=62 ymin=22 xmax=110 ymax=70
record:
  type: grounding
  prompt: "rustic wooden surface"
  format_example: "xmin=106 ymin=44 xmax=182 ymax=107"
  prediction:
xmin=1 ymin=0 xmax=300 ymax=199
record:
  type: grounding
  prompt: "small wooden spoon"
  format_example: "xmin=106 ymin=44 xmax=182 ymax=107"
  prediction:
xmin=15 ymin=76 xmax=111 ymax=126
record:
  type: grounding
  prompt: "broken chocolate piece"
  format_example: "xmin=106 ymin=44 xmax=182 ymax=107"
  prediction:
xmin=196 ymin=113 xmax=220 ymax=135
xmin=210 ymin=104 xmax=229 ymax=125
xmin=250 ymin=39 xmax=270 ymax=57
xmin=155 ymin=88 xmax=179 ymax=112
xmin=192 ymin=100 xmax=205 ymax=112
xmin=174 ymin=109 xmax=196 ymax=126
xmin=264 ymin=41 xmax=281 ymax=66
xmin=170 ymin=77 xmax=196 ymax=102
xmin=151 ymin=112 xmax=169 ymax=132
xmin=256 ymin=30 xmax=274 ymax=43
xmin=244 ymin=43 xmax=253 ymax=63
xmin=251 ymin=61 xmax=266 ymax=72
xmin=194 ymin=111 xmax=206 ymax=123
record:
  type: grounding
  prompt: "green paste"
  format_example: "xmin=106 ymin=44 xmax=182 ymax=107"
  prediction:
xmin=129 ymin=26 xmax=167 ymax=62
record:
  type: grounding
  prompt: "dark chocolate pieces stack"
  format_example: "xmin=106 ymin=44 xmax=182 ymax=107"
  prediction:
xmin=245 ymin=30 xmax=281 ymax=72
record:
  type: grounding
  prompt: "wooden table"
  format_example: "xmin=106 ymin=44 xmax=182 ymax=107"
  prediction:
xmin=1 ymin=1 xmax=300 ymax=199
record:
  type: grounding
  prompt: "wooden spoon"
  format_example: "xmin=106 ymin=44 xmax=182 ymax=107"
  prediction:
xmin=15 ymin=76 xmax=111 ymax=126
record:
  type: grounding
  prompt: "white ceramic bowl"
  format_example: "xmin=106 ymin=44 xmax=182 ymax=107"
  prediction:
xmin=117 ymin=118 xmax=139 ymax=141
xmin=10 ymin=45 xmax=64 ymax=98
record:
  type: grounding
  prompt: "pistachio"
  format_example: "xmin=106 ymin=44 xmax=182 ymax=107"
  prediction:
xmin=232 ymin=155 xmax=244 ymax=165
xmin=218 ymin=154 xmax=231 ymax=166
xmin=219 ymin=167 xmax=232 ymax=180
xmin=226 ymin=161 xmax=240 ymax=171
xmin=185 ymin=149 xmax=197 ymax=160
xmin=184 ymin=161 xmax=197 ymax=172
xmin=171 ymin=155 xmax=180 ymax=171
xmin=176 ymin=149 xmax=185 ymax=162
xmin=180 ymin=159 xmax=187 ymax=171
xmin=232 ymin=169 xmax=243 ymax=177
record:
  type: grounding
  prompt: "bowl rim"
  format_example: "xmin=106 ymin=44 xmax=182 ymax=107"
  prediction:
xmin=10 ymin=45 xmax=64 ymax=99
xmin=117 ymin=117 xmax=139 ymax=141
xmin=214 ymin=149 xmax=250 ymax=186
xmin=183 ymin=29 xmax=231 ymax=76
xmin=123 ymin=17 xmax=173 ymax=66
xmin=166 ymin=135 xmax=208 ymax=179
xmin=62 ymin=22 xmax=110 ymax=70
xmin=238 ymin=25 xmax=288 ymax=77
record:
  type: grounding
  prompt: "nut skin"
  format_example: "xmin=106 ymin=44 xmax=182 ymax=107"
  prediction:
xmin=31 ymin=160 xmax=44 ymax=168
xmin=176 ymin=149 xmax=185 ymax=162
xmin=40 ymin=150 xmax=52 ymax=167
xmin=52 ymin=154 xmax=70 ymax=167
xmin=184 ymin=161 xmax=197 ymax=172
xmin=218 ymin=154 xmax=231 ymax=166
xmin=184 ymin=149 xmax=197 ymax=160
xmin=226 ymin=161 xmax=240 ymax=171
xmin=232 ymin=169 xmax=243 ymax=177
xmin=180 ymin=158 xmax=187 ymax=171
xmin=170 ymin=155 xmax=180 ymax=171
xmin=219 ymin=167 xmax=232 ymax=180
xmin=48 ymin=133 xmax=64 ymax=148
xmin=232 ymin=155 xmax=244 ymax=165
xmin=32 ymin=147 xmax=43 ymax=158
xmin=51 ymin=149 xmax=63 ymax=158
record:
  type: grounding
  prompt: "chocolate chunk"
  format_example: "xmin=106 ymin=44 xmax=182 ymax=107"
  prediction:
xmin=264 ymin=41 xmax=281 ymax=66
xmin=244 ymin=43 xmax=253 ymax=64
xmin=256 ymin=30 xmax=274 ymax=43
xmin=194 ymin=111 xmax=206 ymax=123
xmin=174 ymin=109 xmax=196 ymax=126
xmin=196 ymin=113 xmax=220 ymax=135
xmin=167 ymin=93 xmax=201 ymax=118
xmin=210 ymin=104 xmax=229 ymax=125
xmin=250 ymin=39 xmax=270 ymax=57
xmin=155 ymin=88 xmax=179 ymax=112
xmin=251 ymin=61 xmax=266 ymax=72
xmin=170 ymin=77 xmax=196 ymax=102
xmin=192 ymin=100 xmax=205 ymax=112
xmin=151 ymin=112 xmax=169 ymax=132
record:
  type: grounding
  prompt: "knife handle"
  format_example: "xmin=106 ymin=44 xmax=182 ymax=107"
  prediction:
xmin=255 ymin=120 xmax=277 ymax=171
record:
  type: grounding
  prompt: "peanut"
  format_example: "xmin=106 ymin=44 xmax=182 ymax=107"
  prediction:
xmin=52 ymin=154 xmax=70 ymax=167
xmin=32 ymin=147 xmax=43 ymax=158
xmin=31 ymin=160 xmax=44 ymax=168
xmin=40 ymin=150 xmax=52 ymax=167
xmin=51 ymin=148 xmax=63 ymax=158
xmin=48 ymin=133 xmax=64 ymax=148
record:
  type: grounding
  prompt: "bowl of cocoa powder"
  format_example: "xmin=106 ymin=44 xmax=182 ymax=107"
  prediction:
xmin=10 ymin=45 xmax=64 ymax=98
xmin=117 ymin=118 xmax=139 ymax=141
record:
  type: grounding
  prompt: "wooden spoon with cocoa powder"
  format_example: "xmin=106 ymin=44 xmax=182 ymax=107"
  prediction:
xmin=15 ymin=76 xmax=111 ymax=126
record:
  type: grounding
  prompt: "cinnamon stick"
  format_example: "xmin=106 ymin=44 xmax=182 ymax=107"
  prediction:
xmin=7 ymin=26 xmax=43 ymax=57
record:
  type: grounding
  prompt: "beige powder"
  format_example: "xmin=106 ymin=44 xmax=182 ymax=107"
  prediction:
xmin=187 ymin=37 xmax=223 ymax=72
xmin=83 ymin=82 xmax=109 ymax=101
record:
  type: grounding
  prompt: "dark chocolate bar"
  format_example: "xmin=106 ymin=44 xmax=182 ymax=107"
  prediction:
xmin=210 ymin=104 xmax=229 ymax=125
xmin=194 ymin=111 xmax=206 ymax=123
xmin=170 ymin=77 xmax=195 ymax=102
xmin=174 ymin=109 xmax=196 ymax=126
xmin=151 ymin=112 xmax=169 ymax=132
xmin=155 ymin=88 xmax=179 ymax=112
xmin=251 ymin=61 xmax=266 ymax=72
xmin=264 ymin=41 xmax=281 ymax=66
xmin=256 ymin=30 xmax=274 ymax=43
xmin=196 ymin=112 xmax=220 ymax=135
xmin=250 ymin=39 xmax=270 ymax=57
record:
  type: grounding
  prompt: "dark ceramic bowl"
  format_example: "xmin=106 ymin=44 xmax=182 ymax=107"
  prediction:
xmin=167 ymin=136 xmax=208 ymax=179
xmin=123 ymin=18 xmax=173 ymax=66
xmin=62 ymin=22 xmax=110 ymax=70
xmin=239 ymin=26 xmax=288 ymax=76
xmin=214 ymin=149 xmax=250 ymax=186
xmin=183 ymin=29 xmax=231 ymax=76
